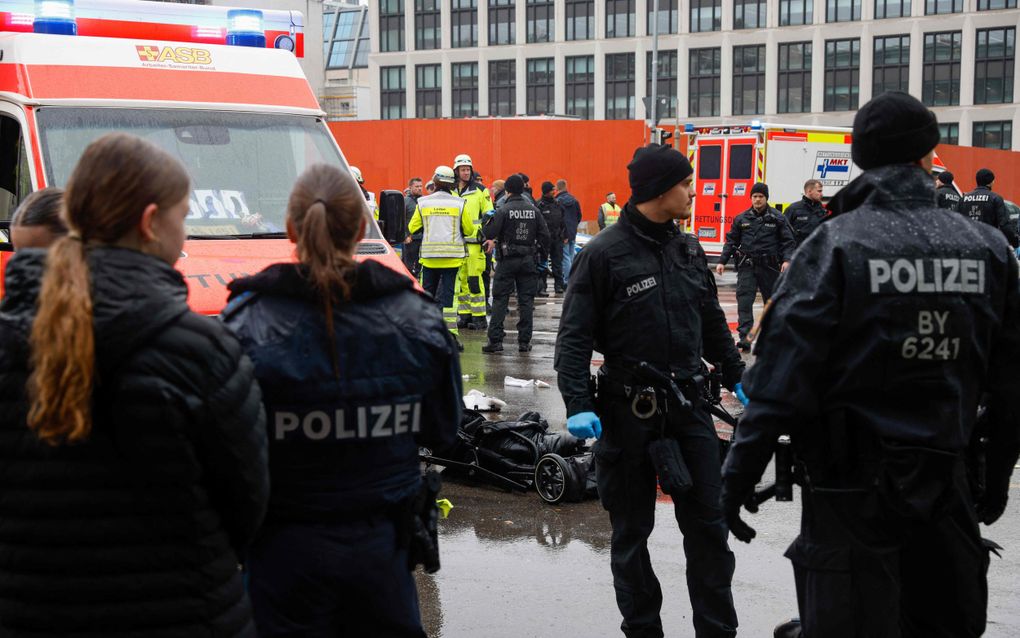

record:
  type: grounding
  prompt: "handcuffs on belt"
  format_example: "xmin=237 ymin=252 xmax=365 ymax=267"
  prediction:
xmin=625 ymin=385 xmax=660 ymax=419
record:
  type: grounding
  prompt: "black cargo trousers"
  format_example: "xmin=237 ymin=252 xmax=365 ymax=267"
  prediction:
xmin=786 ymin=460 xmax=989 ymax=638
xmin=735 ymin=256 xmax=781 ymax=339
xmin=593 ymin=388 xmax=738 ymax=638
xmin=487 ymin=253 xmax=538 ymax=346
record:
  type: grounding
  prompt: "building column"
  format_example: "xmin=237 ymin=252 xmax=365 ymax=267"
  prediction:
xmin=554 ymin=0 xmax=566 ymax=41
xmin=764 ymin=32 xmax=778 ymax=114
xmin=811 ymin=29 xmax=824 ymax=113
xmin=555 ymin=52 xmax=566 ymax=114
xmin=516 ymin=0 xmax=527 ymax=45
xmin=637 ymin=0 xmax=649 ymax=37
xmin=960 ymin=15 xmax=976 ymax=107
xmin=517 ymin=51 xmax=527 ymax=116
xmin=406 ymin=62 xmax=415 ymax=120
xmin=595 ymin=45 xmax=607 ymax=119
xmin=909 ymin=21 xmax=924 ymax=98
xmin=859 ymin=23 xmax=874 ymax=106
xmin=678 ymin=39 xmax=690 ymax=119
xmin=721 ymin=33 xmax=734 ymax=117
xmin=480 ymin=52 xmax=490 ymax=116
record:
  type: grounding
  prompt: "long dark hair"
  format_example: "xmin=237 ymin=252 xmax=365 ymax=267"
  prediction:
xmin=28 ymin=133 xmax=189 ymax=445
xmin=287 ymin=163 xmax=366 ymax=376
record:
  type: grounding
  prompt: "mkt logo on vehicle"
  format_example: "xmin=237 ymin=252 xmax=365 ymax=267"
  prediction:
xmin=814 ymin=151 xmax=852 ymax=186
xmin=136 ymin=45 xmax=213 ymax=68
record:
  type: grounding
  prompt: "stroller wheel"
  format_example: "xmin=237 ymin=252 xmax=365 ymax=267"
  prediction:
xmin=535 ymin=454 xmax=570 ymax=504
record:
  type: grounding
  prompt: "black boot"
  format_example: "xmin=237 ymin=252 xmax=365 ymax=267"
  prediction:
xmin=518 ymin=342 xmax=532 ymax=353
xmin=481 ymin=342 xmax=504 ymax=354
xmin=773 ymin=619 xmax=802 ymax=638
xmin=457 ymin=315 xmax=471 ymax=329
xmin=469 ymin=317 xmax=488 ymax=330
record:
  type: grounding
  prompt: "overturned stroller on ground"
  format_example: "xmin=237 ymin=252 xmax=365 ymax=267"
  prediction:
xmin=420 ymin=410 xmax=597 ymax=505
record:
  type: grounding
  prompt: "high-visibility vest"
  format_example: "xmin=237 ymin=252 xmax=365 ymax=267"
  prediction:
xmin=418 ymin=191 xmax=468 ymax=260
xmin=601 ymin=202 xmax=622 ymax=226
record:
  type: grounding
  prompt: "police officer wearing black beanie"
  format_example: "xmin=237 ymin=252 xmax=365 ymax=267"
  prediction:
xmin=723 ymin=90 xmax=1020 ymax=638
xmin=556 ymin=144 xmax=745 ymax=638
xmin=716 ymin=181 xmax=796 ymax=351
xmin=958 ymin=167 xmax=1019 ymax=247
xmin=934 ymin=170 xmax=961 ymax=210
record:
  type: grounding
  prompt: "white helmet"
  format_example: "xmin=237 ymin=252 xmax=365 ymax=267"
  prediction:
xmin=433 ymin=165 xmax=456 ymax=186
xmin=350 ymin=166 xmax=364 ymax=184
xmin=453 ymin=154 xmax=473 ymax=169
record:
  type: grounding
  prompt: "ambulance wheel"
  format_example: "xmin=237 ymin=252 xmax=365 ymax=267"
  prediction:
xmin=535 ymin=454 xmax=571 ymax=504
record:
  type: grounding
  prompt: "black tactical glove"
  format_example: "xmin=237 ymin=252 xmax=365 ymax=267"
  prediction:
xmin=722 ymin=364 xmax=746 ymax=393
xmin=720 ymin=476 xmax=757 ymax=543
xmin=976 ymin=475 xmax=1010 ymax=525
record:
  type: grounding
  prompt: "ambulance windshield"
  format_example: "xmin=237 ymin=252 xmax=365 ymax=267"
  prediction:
xmin=35 ymin=107 xmax=383 ymax=240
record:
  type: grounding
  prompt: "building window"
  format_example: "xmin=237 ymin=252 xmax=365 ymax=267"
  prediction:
xmin=733 ymin=45 xmax=766 ymax=115
xmin=526 ymin=0 xmax=554 ymax=43
xmin=566 ymin=0 xmax=595 ymax=40
xmin=527 ymin=58 xmax=555 ymax=115
xmin=977 ymin=0 xmax=1017 ymax=8
xmin=925 ymin=0 xmax=963 ymax=13
xmin=605 ymin=53 xmax=635 ymax=119
xmin=380 ymin=66 xmax=406 ymax=120
xmin=939 ymin=122 xmax=959 ymax=145
xmin=565 ymin=55 xmax=595 ymax=118
xmin=874 ymin=0 xmax=909 ymax=18
xmin=489 ymin=59 xmax=516 ymax=116
xmin=923 ymin=31 xmax=961 ymax=106
xmin=489 ymin=0 xmax=515 ymax=45
xmin=452 ymin=62 xmax=479 ymax=117
xmin=827 ymin=0 xmax=860 ymax=22
xmin=451 ymin=0 xmax=477 ymax=48
xmin=778 ymin=42 xmax=812 ymax=113
xmin=606 ymin=0 xmax=635 ymax=38
xmin=873 ymin=35 xmax=910 ymax=96
xmin=779 ymin=0 xmax=813 ymax=25
xmin=691 ymin=0 xmax=721 ymax=32
xmin=645 ymin=50 xmax=678 ymax=119
xmin=414 ymin=0 xmax=440 ymax=50
xmin=973 ymin=121 xmax=1012 ymax=149
xmin=975 ymin=27 xmax=1015 ymax=104
xmin=379 ymin=0 xmax=404 ymax=52
xmin=824 ymin=38 xmax=860 ymax=111
xmin=415 ymin=64 xmax=442 ymax=118
xmin=323 ymin=5 xmax=370 ymax=69
xmin=734 ymin=0 xmax=766 ymax=29
xmin=689 ymin=47 xmax=721 ymax=117
xmin=648 ymin=0 xmax=678 ymax=35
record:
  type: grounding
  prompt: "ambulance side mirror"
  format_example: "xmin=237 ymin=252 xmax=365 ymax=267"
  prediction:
xmin=0 ymin=220 xmax=12 ymax=252
xmin=378 ymin=190 xmax=407 ymax=245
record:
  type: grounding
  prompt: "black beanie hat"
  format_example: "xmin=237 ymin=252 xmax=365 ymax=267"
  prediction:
xmin=852 ymin=91 xmax=940 ymax=170
xmin=541 ymin=180 xmax=555 ymax=194
xmin=750 ymin=182 xmax=769 ymax=199
xmin=937 ymin=171 xmax=954 ymax=185
xmin=627 ymin=144 xmax=694 ymax=204
xmin=505 ymin=174 xmax=525 ymax=195
xmin=976 ymin=168 xmax=995 ymax=186
xmin=519 ymin=173 xmax=530 ymax=184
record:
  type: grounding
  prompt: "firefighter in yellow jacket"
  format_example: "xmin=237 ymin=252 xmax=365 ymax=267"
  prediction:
xmin=408 ymin=165 xmax=480 ymax=350
xmin=453 ymin=154 xmax=493 ymax=330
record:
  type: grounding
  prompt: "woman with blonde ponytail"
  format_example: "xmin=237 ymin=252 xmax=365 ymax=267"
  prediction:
xmin=0 ymin=133 xmax=268 ymax=637
xmin=222 ymin=163 xmax=462 ymax=637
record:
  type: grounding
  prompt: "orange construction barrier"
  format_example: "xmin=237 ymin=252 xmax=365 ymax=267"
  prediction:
xmin=328 ymin=119 xmax=646 ymax=228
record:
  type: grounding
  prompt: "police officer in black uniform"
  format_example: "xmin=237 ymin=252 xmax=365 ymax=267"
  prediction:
xmin=958 ymin=168 xmax=1019 ymax=247
xmin=783 ymin=179 xmax=827 ymax=246
xmin=722 ymin=91 xmax=1020 ymax=638
xmin=482 ymin=174 xmax=551 ymax=353
xmin=716 ymin=183 xmax=796 ymax=351
xmin=934 ymin=171 xmax=961 ymax=210
xmin=536 ymin=180 xmax=566 ymax=295
xmin=556 ymin=144 xmax=745 ymax=638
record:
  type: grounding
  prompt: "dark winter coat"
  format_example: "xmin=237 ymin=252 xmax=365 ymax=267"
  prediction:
xmin=725 ymin=164 xmax=1020 ymax=498
xmin=222 ymin=260 xmax=461 ymax=523
xmin=537 ymin=195 xmax=566 ymax=244
xmin=484 ymin=194 xmax=551 ymax=259
xmin=0 ymin=247 xmax=268 ymax=638
xmin=935 ymin=184 xmax=961 ymax=211
xmin=783 ymin=196 xmax=827 ymax=245
xmin=719 ymin=206 xmax=797 ymax=265
xmin=555 ymin=203 xmax=745 ymax=416
xmin=958 ymin=185 xmax=1019 ymax=247
xmin=556 ymin=191 xmax=583 ymax=242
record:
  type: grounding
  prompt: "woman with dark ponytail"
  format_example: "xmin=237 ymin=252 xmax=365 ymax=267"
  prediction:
xmin=0 ymin=133 xmax=268 ymax=637
xmin=222 ymin=163 xmax=462 ymax=637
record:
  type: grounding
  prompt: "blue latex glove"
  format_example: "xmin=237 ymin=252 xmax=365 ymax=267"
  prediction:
xmin=734 ymin=383 xmax=749 ymax=406
xmin=1015 ymin=246 xmax=1020 ymax=259
xmin=567 ymin=411 xmax=602 ymax=439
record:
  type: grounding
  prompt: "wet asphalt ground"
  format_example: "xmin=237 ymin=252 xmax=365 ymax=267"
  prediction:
xmin=416 ymin=273 xmax=1020 ymax=638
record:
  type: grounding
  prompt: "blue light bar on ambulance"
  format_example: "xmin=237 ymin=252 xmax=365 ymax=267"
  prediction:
xmin=33 ymin=0 xmax=77 ymax=35
xmin=226 ymin=8 xmax=265 ymax=48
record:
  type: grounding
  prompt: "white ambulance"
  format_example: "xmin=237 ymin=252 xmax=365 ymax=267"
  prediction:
xmin=681 ymin=122 xmax=950 ymax=255
xmin=0 ymin=0 xmax=408 ymax=313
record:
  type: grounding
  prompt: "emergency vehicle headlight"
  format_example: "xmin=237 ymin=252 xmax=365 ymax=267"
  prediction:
xmin=750 ymin=119 xmax=763 ymax=129
xmin=226 ymin=9 xmax=265 ymax=48
xmin=33 ymin=0 xmax=77 ymax=36
xmin=274 ymin=34 xmax=296 ymax=52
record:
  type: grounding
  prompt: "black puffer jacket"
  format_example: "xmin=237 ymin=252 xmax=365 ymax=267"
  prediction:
xmin=0 ymin=248 xmax=268 ymax=638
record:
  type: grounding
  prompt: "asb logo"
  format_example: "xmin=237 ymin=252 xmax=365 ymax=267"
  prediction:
xmin=814 ymin=151 xmax=853 ymax=186
xmin=136 ymin=45 xmax=212 ymax=65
